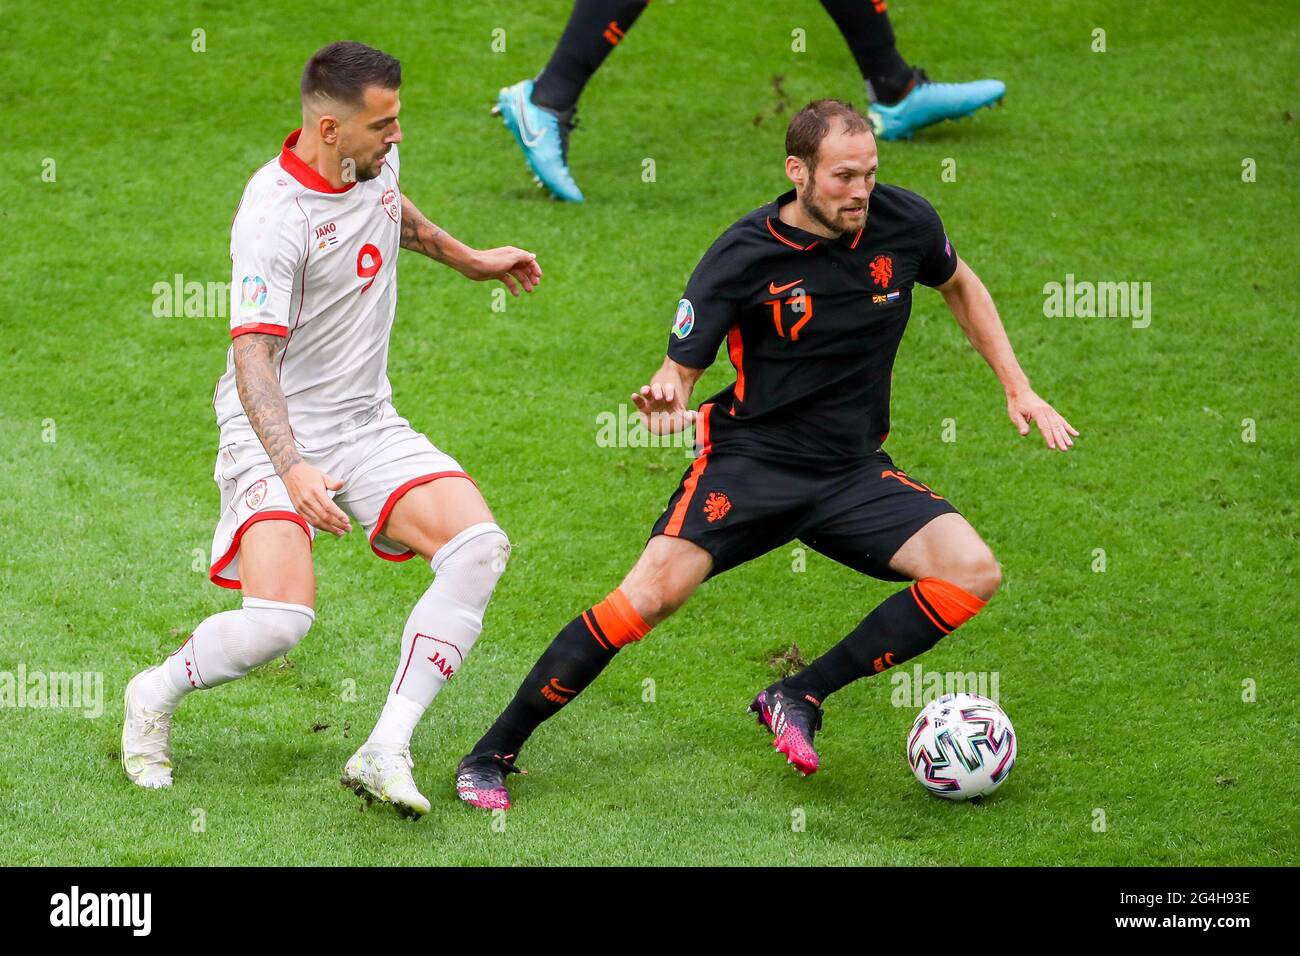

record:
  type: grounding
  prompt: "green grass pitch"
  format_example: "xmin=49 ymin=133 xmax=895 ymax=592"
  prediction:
xmin=0 ymin=0 xmax=1296 ymax=866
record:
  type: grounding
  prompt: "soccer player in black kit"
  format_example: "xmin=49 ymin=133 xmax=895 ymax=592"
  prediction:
xmin=457 ymin=99 xmax=1077 ymax=809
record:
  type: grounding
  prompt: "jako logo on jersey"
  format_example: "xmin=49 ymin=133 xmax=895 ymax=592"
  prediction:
xmin=672 ymin=298 xmax=695 ymax=339
xmin=381 ymin=188 xmax=399 ymax=223
xmin=244 ymin=478 xmax=267 ymax=510
xmin=239 ymin=275 xmax=268 ymax=313
xmin=315 ymin=222 xmax=340 ymax=249
xmin=703 ymin=491 xmax=732 ymax=523
xmin=869 ymin=255 xmax=893 ymax=288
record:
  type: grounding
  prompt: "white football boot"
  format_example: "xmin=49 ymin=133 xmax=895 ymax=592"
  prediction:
xmin=341 ymin=745 xmax=431 ymax=818
xmin=121 ymin=669 xmax=174 ymax=789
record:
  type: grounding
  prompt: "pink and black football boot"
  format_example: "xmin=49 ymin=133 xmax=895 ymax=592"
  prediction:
xmin=455 ymin=751 xmax=525 ymax=810
xmin=749 ymin=681 xmax=824 ymax=776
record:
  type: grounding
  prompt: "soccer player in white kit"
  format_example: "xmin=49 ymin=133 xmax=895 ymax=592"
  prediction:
xmin=121 ymin=41 xmax=543 ymax=817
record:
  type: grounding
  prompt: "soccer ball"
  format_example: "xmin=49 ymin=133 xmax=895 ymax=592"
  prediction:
xmin=907 ymin=693 xmax=1017 ymax=800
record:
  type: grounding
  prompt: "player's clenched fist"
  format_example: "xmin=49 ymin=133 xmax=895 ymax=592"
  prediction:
xmin=282 ymin=462 xmax=352 ymax=536
xmin=631 ymin=382 xmax=698 ymax=435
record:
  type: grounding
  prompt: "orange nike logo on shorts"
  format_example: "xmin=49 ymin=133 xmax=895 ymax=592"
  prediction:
xmin=768 ymin=278 xmax=803 ymax=295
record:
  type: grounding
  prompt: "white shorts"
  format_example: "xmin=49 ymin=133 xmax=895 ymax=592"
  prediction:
xmin=209 ymin=405 xmax=471 ymax=589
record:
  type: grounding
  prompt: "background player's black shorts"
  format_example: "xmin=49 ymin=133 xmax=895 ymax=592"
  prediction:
xmin=649 ymin=449 xmax=960 ymax=580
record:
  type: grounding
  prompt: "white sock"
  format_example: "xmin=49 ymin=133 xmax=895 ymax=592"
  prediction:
xmin=139 ymin=597 xmax=315 ymax=713
xmin=366 ymin=523 xmax=510 ymax=749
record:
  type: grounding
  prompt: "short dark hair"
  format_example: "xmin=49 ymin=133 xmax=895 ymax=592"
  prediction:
xmin=300 ymin=41 xmax=401 ymax=108
xmin=785 ymin=99 xmax=872 ymax=170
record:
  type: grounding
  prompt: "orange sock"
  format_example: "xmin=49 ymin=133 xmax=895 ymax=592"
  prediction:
xmin=912 ymin=577 xmax=987 ymax=633
xmin=584 ymin=588 xmax=652 ymax=649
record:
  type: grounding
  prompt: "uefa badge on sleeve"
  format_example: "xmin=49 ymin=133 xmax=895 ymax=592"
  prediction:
xmin=240 ymin=275 xmax=268 ymax=314
xmin=671 ymin=298 xmax=695 ymax=339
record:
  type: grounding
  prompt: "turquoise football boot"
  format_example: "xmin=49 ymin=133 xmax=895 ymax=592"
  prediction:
xmin=492 ymin=78 xmax=584 ymax=203
xmin=868 ymin=68 xmax=1005 ymax=141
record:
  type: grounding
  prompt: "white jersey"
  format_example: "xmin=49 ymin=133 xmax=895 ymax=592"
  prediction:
xmin=213 ymin=130 xmax=404 ymax=449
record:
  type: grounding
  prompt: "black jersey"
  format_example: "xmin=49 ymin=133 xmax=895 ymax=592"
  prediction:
xmin=666 ymin=184 xmax=959 ymax=468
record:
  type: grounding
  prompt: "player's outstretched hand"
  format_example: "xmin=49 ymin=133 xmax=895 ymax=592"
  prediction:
xmin=468 ymin=246 xmax=542 ymax=295
xmin=631 ymin=382 xmax=698 ymax=435
xmin=282 ymin=462 xmax=352 ymax=536
xmin=1008 ymin=389 xmax=1079 ymax=452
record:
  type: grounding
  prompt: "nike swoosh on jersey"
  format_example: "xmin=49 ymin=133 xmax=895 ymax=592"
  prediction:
xmin=768 ymin=279 xmax=804 ymax=295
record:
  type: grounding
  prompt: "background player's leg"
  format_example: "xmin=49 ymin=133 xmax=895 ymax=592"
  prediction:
xmin=784 ymin=513 xmax=998 ymax=702
xmin=818 ymin=0 xmax=913 ymax=105
xmin=531 ymin=0 xmax=650 ymax=113
xmin=464 ymin=534 xmax=711 ymax=764
xmin=495 ymin=0 xmax=649 ymax=202
xmin=818 ymin=1 xmax=1006 ymax=140
xmin=361 ymin=478 xmax=509 ymax=753
xmin=123 ymin=521 xmax=315 ymax=788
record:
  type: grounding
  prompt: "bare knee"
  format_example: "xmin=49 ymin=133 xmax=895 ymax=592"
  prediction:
xmin=621 ymin=573 xmax=691 ymax=627
xmin=239 ymin=519 xmax=316 ymax=608
xmin=946 ymin=547 xmax=1001 ymax=601
xmin=620 ymin=537 xmax=712 ymax=627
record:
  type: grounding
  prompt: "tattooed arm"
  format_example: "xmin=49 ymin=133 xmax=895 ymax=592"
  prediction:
xmin=233 ymin=334 xmax=299 ymax=475
xmin=400 ymin=195 xmax=542 ymax=295
xmin=233 ymin=333 xmax=351 ymax=535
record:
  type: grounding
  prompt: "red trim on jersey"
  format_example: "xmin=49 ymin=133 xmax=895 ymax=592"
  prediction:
xmin=727 ymin=326 xmax=746 ymax=409
xmin=279 ymin=130 xmax=356 ymax=194
xmin=369 ymin=472 xmax=479 ymax=562
xmin=765 ymin=217 xmax=820 ymax=252
xmin=230 ymin=323 xmax=288 ymax=339
xmin=209 ymin=510 xmax=312 ymax=590
xmin=850 ymin=226 xmax=864 ymax=249
xmin=766 ymin=217 xmax=808 ymax=251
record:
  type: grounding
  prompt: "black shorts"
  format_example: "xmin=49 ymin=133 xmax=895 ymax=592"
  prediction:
xmin=649 ymin=449 xmax=960 ymax=580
